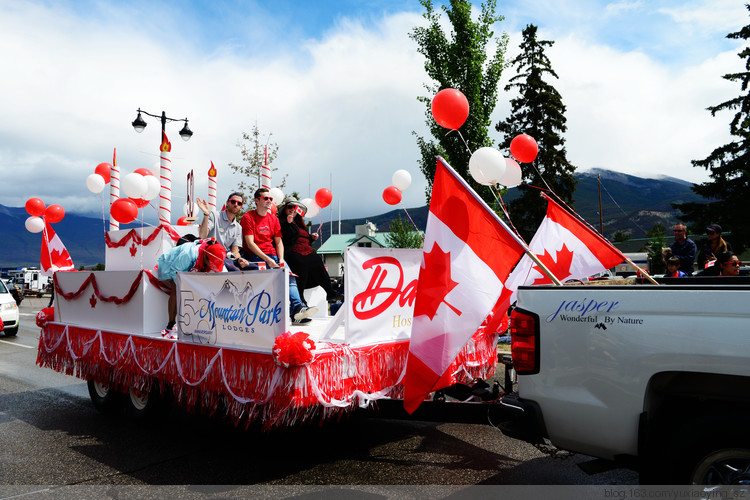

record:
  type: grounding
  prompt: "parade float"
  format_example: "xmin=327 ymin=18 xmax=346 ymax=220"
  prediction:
xmin=32 ymin=109 xmax=505 ymax=429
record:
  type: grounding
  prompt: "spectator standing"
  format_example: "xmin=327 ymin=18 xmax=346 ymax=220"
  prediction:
xmin=697 ymin=224 xmax=732 ymax=270
xmin=670 ymin=223 xmax=697 ymax=276
xmin=241 ymin=188 xmax=317 ymax=324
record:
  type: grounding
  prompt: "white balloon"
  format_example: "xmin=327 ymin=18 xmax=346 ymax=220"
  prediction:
xmin=469 ymin=147 xmax=507 ymax=186
xmin=306 ymin=199 xmax=320 ymax=218
xmin=269 ymin=187 xmax=284 ymax=206
xmin=183 ymin=202 xmax=199 ymax=217
xmin=299 ymin=198 xmax=316 ymax=217
xmin=144 ymin=174 xmax=161 ymax=200
xmin=86 ymin=173 xmax=106 ymax=194
xmin=500 ymin=158 xmax=523 ymax=187
xmin=122 ymin=173 xmax=148 ymax=198
xmin=25 ymin=216 xmax=44 ymax=233
xmin=392 ymin=169 xmax=412 ymax=191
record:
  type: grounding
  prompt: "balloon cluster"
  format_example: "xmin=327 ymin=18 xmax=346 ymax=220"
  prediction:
xmin=113 ymin=169 xmax=160 ymax=224
xmin=467 ymin=134 xmax=537 ymax=188
xmin=24 ymin=198 xmax=65 ymax=233
xmin=299 ymin=188 xmax=333 ymax=219
xmin=429 ymin=87 xmax=539 ymax=189
xmin=382 ymin=170 xmax=411 ymax=205
xmin=87 ymin=162 xmax=161 ymax=224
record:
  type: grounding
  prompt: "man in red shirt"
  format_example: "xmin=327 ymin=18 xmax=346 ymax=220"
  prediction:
xmin=241 ymin=188 xmax=317 ymax=324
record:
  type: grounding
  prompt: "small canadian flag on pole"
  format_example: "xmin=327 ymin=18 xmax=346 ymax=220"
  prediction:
xmin=501 ymin=192 xmax=627 ymax=305
xmin=403 ymin=158 xmax=528 ymax=414
xmin=40 ymin=221 xmax=75 ymax=276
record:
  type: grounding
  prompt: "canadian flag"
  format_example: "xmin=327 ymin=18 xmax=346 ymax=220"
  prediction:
xmin=40 ymin=221 xmax=75 ymax=276
xmin=502 ymin=192 xmax=625 ymax=304
xmin=403 ymin=158 xmax=527 ymax=414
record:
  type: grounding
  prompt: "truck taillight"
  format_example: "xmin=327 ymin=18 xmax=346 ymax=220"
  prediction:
xmin=510 ymin=308 xmax=539 ymax=374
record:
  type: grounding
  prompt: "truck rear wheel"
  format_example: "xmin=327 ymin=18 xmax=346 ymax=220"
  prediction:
xmin=87 ymin=380 xmax=122 ymax=413
xmin=690 ymin=448 xmax=750 ymax=485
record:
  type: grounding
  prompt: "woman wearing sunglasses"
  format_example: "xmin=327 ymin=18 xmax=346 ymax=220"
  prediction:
xmin=697 ymin=224 xmax=732 ymax=270
xmin=279 ymin=196 xmax=342 ymax=307
xmin=717 ymin=251 xmax=742 ymax=277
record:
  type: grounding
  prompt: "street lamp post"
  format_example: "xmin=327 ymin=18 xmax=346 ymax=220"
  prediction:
xmin=131 ymin=108 xmax=194 ymax=225
xmin=131 ymin=108 xmax=193 ymax=141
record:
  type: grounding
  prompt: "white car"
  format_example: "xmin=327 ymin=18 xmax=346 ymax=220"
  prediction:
xmin=0 ymin=279 xmax=20 ymax=336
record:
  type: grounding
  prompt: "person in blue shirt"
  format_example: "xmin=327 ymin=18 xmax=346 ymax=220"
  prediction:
xmin=669 ymin=223 xmax=696 ymax=276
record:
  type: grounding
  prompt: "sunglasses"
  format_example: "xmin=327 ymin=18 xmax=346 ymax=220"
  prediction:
xmin=256 ymin=196 xmax=273 ymax=201
xmin=673 ymin=229 xmax=685 ymax=233
xmin=228 ymin=199 xmax=243 ymax=206
xmin=724 ymin=261 xmax=742 ymax=267
xmin=707 ymin=231 xmax=716 ymax=235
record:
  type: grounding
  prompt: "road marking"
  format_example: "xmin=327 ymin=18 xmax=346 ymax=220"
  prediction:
xmin=0 ymin=339 xmax=34 ymax=349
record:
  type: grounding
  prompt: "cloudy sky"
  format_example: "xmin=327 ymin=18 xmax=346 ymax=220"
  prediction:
xmin=1 ymin=0 xmax=746 ymax=225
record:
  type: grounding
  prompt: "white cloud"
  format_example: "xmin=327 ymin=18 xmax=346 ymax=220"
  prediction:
xmin=0 ymin=0 xmax=747 ymax=227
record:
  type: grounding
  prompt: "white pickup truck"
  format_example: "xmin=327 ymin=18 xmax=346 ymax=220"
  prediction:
xmin=499 ymin=276 xmax=750 ymax=485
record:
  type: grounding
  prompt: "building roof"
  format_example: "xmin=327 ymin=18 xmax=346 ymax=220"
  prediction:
xmin=317 ymin=232 xmax=391 ymax=254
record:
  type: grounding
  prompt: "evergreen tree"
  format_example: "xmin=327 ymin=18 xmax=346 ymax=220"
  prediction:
xmin=495 ymin=24 xmax=576 ymax=241
xmin=229 ymin=123 xmax=287 ymax=205
xmin=674 ymin=7 xmax=750 ymax=253
xmin=385 ymin=214 xmax=424 ymax=249
xmin=410 ymin=0 xmax=508 ymax=206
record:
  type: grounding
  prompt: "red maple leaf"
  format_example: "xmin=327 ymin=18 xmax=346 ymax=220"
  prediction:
xmin=413 ymin=243 xmax=462 ymax=321
xmin=51 ymin=248 xmax=73 ymax=267
xmin=89 ymin=294 xmax=97 ymax=308
xmin=531 ymin=243 xmax=575 ymax=285
xmin=129 ymin=241 xmax=138 ymax=257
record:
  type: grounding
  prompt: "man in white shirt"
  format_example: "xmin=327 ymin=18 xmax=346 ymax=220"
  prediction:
xmin=197 ymin=192 xmax=252 ymax=270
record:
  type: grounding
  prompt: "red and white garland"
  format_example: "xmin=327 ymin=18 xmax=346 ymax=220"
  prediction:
xmin=37 ymin=323 xmax=498 ymax=429
xmin=104 ymin=224 xmax=181 ymax=249
xmin=52 ymin=270 xmax=171 ymax=304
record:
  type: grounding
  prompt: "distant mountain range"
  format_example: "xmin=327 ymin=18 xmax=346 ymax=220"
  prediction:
xmin=0 ymin=169 xmax=703 ymax=269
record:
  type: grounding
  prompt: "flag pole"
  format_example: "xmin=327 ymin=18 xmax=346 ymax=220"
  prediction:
xmin=624 ymin=256 xmax=659 ymax=285
xmin=522 ymin=249 xmax=563 ymax=286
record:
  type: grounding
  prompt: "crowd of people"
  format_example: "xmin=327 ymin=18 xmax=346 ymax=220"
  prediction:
xmin=663 ymin=223 xmax=742 ymax=278
xmin=157 ymin=190 xmax=344 ymax=335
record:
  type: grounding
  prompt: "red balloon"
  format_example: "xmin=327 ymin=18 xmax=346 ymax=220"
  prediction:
xmin=176 ymin=216 xmax=191 ymax=226
xmin=510 ymin=134 xmax=539 ymax=163
xmin=270 ymin=203 xmax=278 ymax=216
xmin=431 ymin=88 xmax=470 ymax=130
xmin=25 ymin=197 xmax=46 ymax=217
xmin=95 ymin=162 xmax=112 ymax=183
xmin=110 ymin=198 xmax=138 ymax=223
xmin=129 ymin=197 xmax=149 ymax=208
xmin=383 ymin=186 xmax=402 ymax=205
xmin=44 ymin=204 xmax=65 ymax=223
xmin=315 ymin=188 xmax=333 ymax=208
xmin=134 ymin=167 xmax=153 ymax=176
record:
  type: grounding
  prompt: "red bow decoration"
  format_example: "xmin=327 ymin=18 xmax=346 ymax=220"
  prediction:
xmin=272 ymin=331 xmax=316 ymax=368
xmin=36 ymin=307 xmax=55 ymax=328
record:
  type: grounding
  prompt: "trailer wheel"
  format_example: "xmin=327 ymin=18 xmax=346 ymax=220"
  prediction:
xmin=124 ymin=386 xmax=170 ymax=422
xmin=87 ymin=380 xmax=122 ymax=413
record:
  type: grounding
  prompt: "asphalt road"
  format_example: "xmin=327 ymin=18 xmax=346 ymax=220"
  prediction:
xmin=0 ymin=296 xmax=638 ymax=495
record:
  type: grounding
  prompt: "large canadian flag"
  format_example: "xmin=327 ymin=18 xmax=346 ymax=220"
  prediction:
xmin=403 ymin=158 xmax=527 ymax=414
xmin=41 ymin=221 xmax=75 ymax=276
xmin=502 ymin=192 xmax=625 ymax=304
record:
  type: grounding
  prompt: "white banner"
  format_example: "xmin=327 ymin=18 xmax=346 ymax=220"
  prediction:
xmin=345 ymin=247 xmax=422 ymax=346
xmin=176 ymin=268 xmax=289 ymax=351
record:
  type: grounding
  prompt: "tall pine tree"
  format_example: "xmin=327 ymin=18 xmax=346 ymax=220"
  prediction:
xmin=495 ymin=25 xmax=576 ymax=241
xmin=410 ymin=0 xmax=508 ymax=206
xmin=674 ymin=7 xmax=750 ymax=253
